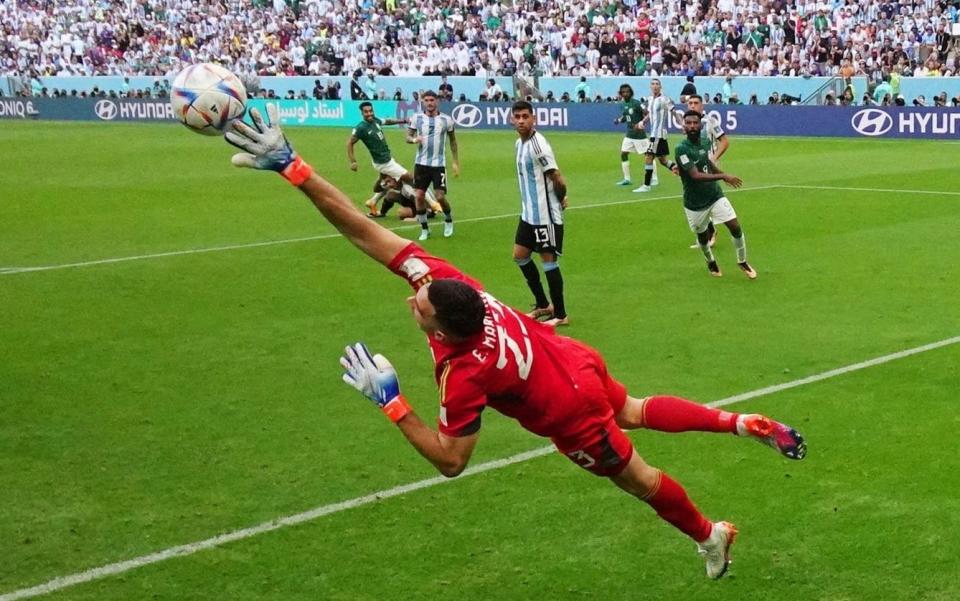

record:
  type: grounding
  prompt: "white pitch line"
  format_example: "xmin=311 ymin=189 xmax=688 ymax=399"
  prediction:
xmin=780 ymin=184 xmax=960 ymax=197
xmin=0 ymin=186 xmax=778 ymax=276
xmin=3 ymin=334 xmax=958 ymax=601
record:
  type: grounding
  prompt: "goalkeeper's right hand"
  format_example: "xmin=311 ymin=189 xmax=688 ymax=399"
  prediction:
xmin=225 ymin=103 xmax=314 ymax=186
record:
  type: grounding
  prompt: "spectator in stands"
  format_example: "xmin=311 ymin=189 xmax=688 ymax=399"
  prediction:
xmin=2 ymin=0 xmax=956 ymax=89
xmin=484 ymin=78 xmax=503 ymax=101
xmin=438 ymin=76 xmax=454 ymax=101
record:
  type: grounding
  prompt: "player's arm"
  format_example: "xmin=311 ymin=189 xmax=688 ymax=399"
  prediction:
xmin=546 ymin=168 xmax=568 ymax=209
xmin=447 ymin=128 xmax=460 ymax=176
xmin=382 ymin=117 xmax=409 ymax=126
xmin=405 ymin=124 xmax=421 ymax=144
xmin=712 ymin=134 xmax=729 ymax=161
xmin=227 ymin=105 xmax=408 ymax=266
xmin=340 ymin=342 xmax=478 ymax=477
xmin=682 ymin=153 xmax=742 ymax=187
xmin=346 ymin=134 xmax=359 ymax=171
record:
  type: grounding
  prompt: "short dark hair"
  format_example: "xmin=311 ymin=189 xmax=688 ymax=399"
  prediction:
xmin=687 ymin=94 xmax=703 ymax=102
xmin=511 ymin=100 xmax=533 ymax=113
xmin=422 ymin=90 xmax=438 ymax=98
xmin=427 ymin=279 xmax=485 ymax=339
xmin=619 ymin=83 xmax=634 ymax=94
xmin=359 ymin=101 xmax=372 ymax=110
xmin=683 ymin=109 xmax=702 ymax=120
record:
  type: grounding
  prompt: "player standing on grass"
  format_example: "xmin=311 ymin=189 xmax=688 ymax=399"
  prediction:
xmin=224 ymin=105 xmax=805 ymax=579
xmin=634 ymin=79 xmax=678 ymax=193
xmin=614 ymin=84 xmax=647 ymax=187
xmin=675 ymin=110 xmax=757 ymax=279
xmin=407 ymin=90 xmax=459 ymax=240
xmin=346 ymin=102 xmax=441 ymax=216
xmin=511 ymin=101 xmax=569 ymax=327
xmin=685 ymin=94 xmax=730 ymax=249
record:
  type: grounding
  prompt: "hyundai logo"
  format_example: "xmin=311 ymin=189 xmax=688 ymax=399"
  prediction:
xmin=851 ymin=109 xmax=893 ymax=137
xmin=451 ymin=103 xmax=483 ymax=128
xmin=95 ymin=100 xmax=118 ymax=120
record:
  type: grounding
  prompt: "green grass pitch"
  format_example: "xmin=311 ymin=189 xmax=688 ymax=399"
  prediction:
xmin=1 ymin=121 xmax=959 ymax=600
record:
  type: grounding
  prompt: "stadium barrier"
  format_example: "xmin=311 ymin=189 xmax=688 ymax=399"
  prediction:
xmin=3 ymin=97 xmax=958 ymax=139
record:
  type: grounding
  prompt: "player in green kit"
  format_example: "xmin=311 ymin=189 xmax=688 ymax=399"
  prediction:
xmin=675 ymin=110 xmax=757 ymax=279
xmin=347 ymin=102 xmax=441 ymax=216
xmin=614 ymin=84 xmax=647 ymax=186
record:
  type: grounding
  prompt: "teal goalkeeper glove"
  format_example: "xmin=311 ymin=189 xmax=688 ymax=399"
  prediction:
xmin=224 ymin=103 xmax=314 ymax=185
xmin=340 ymin=342 xmax=411 ymax=423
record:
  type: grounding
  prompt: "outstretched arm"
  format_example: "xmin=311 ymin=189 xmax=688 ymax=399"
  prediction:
xmin=227 ymin=105 xmax=408 ymax=266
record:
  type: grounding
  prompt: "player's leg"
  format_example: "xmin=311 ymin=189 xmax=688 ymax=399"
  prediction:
xmin=434 ymin=168 xmax=454 ymax=237
xmin=539 ymin=225 xmax=570 ymax=327
xmin=364 ymin=190 xmax=386 ymax=217
xmin=686 ymin=207 xmax=721 ymax=276
xmin=633 ymin=144 xmax=656 ymax=192
xmin=412 ymin=165 xmax=431 ymax=240
xmin=714 ymin=199 xmax=756 ymax=279
xmin=617 ymin=138 xmax=632 ymax=185
xmin=514 ymin=222 xmax=551 ymax=317
xmin=615 ymin=395 xmax=738 ymax=433
xmin=553 ymin=389 xmax=734 ymax=578
xmin=424 ymin=187 xmax=442 ymax=213
xmin=688 ymin=221 xmax=716 ymax=249
xmin=615 ymin=395 xmax=807 ymax=459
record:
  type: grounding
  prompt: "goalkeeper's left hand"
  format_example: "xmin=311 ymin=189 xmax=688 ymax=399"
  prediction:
xmin=340 ymin=342 xmax=411 ymax=423
xmin=225 ymin=104 xmax=314 ymax=186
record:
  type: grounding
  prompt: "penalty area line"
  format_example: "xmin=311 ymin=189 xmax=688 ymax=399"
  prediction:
xmin=0 ymin=186 xmax=776 ymax=276
xmin=2 ymin=334 xmax=959 ymax=601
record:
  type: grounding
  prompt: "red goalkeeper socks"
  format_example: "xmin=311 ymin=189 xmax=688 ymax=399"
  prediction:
xmin=644 ymin=471 xmax=713 ymax=542
xmin=640 ymin=395 xmax=738 ymax=434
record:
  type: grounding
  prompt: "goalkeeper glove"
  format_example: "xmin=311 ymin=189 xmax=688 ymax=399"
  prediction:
xmin=340 ymin=342 xmax=411 ymax=423
xmin=224 ymin=103 xmax=314 ymax=186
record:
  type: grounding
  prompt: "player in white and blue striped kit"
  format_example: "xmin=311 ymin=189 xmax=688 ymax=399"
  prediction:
xmin=511 ymin=101 xmax=570 ymax=327
xmin=406 ymin=91 xmax=460 ymax=240
xmin=634 ymin=79 xmax=679 ymax=193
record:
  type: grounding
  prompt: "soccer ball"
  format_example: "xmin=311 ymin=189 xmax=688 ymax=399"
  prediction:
xmin=170 ymin=63 xmax=247 ymax=136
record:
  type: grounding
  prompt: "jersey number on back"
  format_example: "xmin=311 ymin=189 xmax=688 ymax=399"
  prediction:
xmin=483 ymin=293 xmax=533 ymax=380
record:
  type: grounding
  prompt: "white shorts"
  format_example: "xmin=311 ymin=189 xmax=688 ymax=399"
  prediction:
xmin=372 ymin=158 xmax=408 ymax=179
xmin=685 ymin=197 xmax=736 ymax=233
xmin=620 ymin=137 xmax=646 ymax=154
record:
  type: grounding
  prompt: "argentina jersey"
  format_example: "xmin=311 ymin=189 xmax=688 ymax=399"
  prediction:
xmin=516 ymin=132 xmax=562 ymax=226
xmin=411 ymin=113 xmax=454 ymax=167
xmin=647 ymin=95 xmax=673 ymax=140
xmin=701 ymin=114 xmax=725 ymax=154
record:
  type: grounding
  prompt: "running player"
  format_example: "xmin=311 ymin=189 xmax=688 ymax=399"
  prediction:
xmin=634 ymin=79 xmax=678 ymax=193
xmin=685 ymin=94 xmax=729 ymax=249
xmin=224 ymin=105 xmax=803 ymax=579
xmin=511 ymin=101 xmax=569 ymax=327
xmin=613 ymin=84 xmax=647 ymax=187
xmin=406 ymin=90 xmax=459 ymax=240
xmin=675 ymin=110 xmax=757 ymax=279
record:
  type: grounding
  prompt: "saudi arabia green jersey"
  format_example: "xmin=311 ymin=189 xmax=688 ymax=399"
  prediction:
xmin=675 ymin=136 xmax=723 ymax=211
xmin=351 ymin=117 xmax=392 ymax=164
xmin=620 ymin=98 xmax=647 ymax=140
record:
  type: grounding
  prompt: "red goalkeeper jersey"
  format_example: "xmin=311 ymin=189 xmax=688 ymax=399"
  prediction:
xmin=388 ymin=243 xmax=624 ymax=439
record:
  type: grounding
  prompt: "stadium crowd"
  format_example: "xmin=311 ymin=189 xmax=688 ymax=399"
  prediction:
xmin=2 ymin=0 xmax=958 ymax=106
